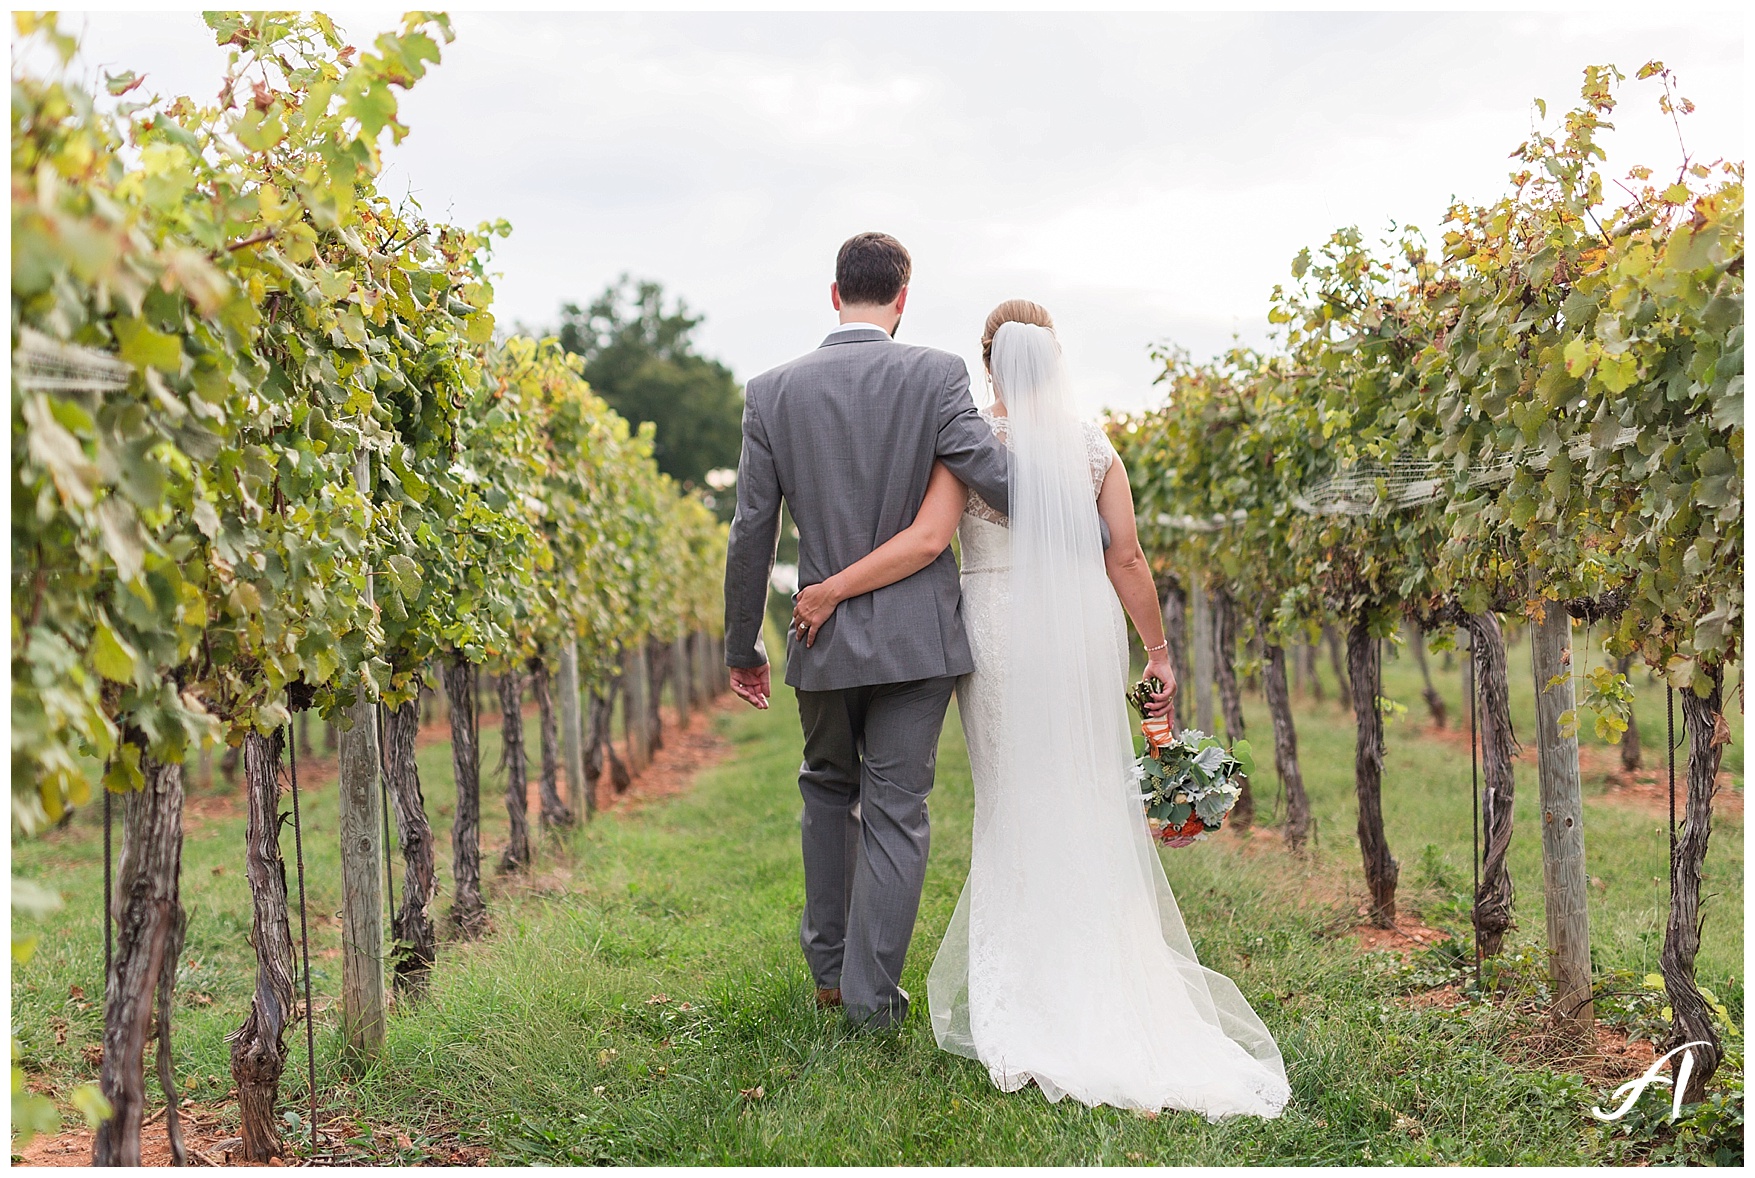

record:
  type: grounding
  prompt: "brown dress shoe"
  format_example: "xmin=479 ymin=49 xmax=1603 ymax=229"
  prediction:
xmin=815 ymin=987 xmax=842 ymax=1009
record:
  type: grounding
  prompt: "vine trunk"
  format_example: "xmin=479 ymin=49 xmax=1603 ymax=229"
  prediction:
xmin=498 ymin=669 xmax=532 ymax=873
xmin=230 ymin=730 xmax=295 ymax=1162
xmin=1467 ymin=612 xmax=1518 ymax=957
xmin=444 ymin=655 xmax=488 ymax=938
xmin=94 ymin=748 xmax=185 ymax=1166
xmin=1262 ymin=644 xmax=1310 ymax=851
xmin=1347 ymin=618 xmax=1397 ymax=927
xmin=1211 ymin=587 xmax=1254 ymax=830
xmin=382 ymin=700 xmax=437 ymax=996
xmin=1663 ymin=667 xmax=1727 ymax=1101
xmin=529 ymin=656 xmax=573 ymax=828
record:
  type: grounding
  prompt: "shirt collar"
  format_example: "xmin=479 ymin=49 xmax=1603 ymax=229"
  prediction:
xmin=827 ymin=319 xmax=892 ymax=336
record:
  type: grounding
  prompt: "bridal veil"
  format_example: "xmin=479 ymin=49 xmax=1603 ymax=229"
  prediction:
xmin=927 ymin=321 xmax=1290 ymax=1118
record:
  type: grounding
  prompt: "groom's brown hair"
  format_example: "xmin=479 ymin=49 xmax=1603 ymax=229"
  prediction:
xmin=835 ymin=232 xmax=912 ymax=305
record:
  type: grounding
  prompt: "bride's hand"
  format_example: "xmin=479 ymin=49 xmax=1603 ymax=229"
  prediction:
xmin=1141 ymin=654 xmax=1177 ymax=717
xmin=790 ymin=577 xmax=844 ymax=648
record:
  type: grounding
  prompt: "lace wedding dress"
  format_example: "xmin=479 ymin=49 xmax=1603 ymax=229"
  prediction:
xmin=926 ymin=398 xmax=1291 ymax=1120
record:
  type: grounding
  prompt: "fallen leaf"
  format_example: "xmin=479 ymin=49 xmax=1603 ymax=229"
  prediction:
xmin=740 ymin=1085 xmax=765 ymax=1101
xmin=645 ymin=994 xmax=669 ymax=1006
xmin=81 ymin=1043 xmax=104 ymax=1068
xmin=68 ymin=984 xmax=86 ymax=1001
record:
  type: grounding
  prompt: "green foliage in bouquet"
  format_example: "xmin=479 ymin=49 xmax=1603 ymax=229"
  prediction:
xmin=1127 ymin=678 xmax=1253 ymax=837
xmin=1136 ymin=731 xmax=1250 ymax=831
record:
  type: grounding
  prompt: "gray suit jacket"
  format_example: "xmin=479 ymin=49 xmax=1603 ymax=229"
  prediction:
xmin=723 ymin=326 xmax=1010 ymax=692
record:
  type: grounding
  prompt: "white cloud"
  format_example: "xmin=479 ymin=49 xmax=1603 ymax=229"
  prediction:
xmin=40 ymin=10 xmax=1747 ymax=415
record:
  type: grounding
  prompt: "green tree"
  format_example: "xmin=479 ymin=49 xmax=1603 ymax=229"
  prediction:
xmin=554 ymin=277 xmax=743 ymax=487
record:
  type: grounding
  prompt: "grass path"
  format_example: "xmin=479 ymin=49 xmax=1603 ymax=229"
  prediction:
xmin=11 ymin=640 xmax=1743 ymax=1164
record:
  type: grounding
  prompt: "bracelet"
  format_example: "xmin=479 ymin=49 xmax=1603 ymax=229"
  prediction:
xmin=1144 ymin=640 xmax=1169 ymax=655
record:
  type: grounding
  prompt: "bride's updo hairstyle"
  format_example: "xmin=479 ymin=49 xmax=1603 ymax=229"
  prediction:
xmin=980 ymin=299 xmax=1055 ymax=370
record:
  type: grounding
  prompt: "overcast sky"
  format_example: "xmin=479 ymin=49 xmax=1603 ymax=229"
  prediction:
xmin=44 ymin=10 xmax=1746 ymax=414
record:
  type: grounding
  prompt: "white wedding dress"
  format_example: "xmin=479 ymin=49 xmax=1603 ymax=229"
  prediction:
xmin=926 ymin=332 xmax=1290 ymax=1121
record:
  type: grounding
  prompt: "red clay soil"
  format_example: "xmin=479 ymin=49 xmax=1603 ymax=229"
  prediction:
xmin=1352 ymin=918 xmax=1453 ymax=958
xmin=589 ymin=702 xmax=733 ymax=817
xmin=181 ymin=694 xmax=737 ymax=833
xmin=1597 ymin=764 xmax=1744 ymax=818
xmin=1408 ymin=718 xmax=1742 ymax=819
xmin=15 ymin=1107 xmax=493 ymax=1167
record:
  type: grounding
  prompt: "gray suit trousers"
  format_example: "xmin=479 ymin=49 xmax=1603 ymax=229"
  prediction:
xmin=796 ymin=675 xmax=957 ymax=1028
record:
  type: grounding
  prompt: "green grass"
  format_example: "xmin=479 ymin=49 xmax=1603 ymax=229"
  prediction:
xmin=11 ymin=629 xmax=1742 ymax=1164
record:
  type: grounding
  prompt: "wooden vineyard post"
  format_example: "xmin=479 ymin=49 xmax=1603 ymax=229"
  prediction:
xmin=694 ymin=630 xmax=714 ymax=701
xmin=687 ymin=631 xmax=702 ymax=702
xmin=1190 ymin=577 xmax=1215 ymax=734
xmin=706 ymin=630 xmax=721 ymax=699
xmin=558 ymin=638 xmax=591 ymax=820
xmin=673 ymin=633 xmax=693 ymax=726
xmin=625 ymin=643 xmax=653 ymax=772
xmin=336 ymin=670 xmax=387 ymax=1059
xmin=336 ymin=451 xmax=387 ymax=1061
xmin=1530 ymin=604 xmax=1593 ymax=1041
xmin=645 ymin=639 xmax=667 ymax=753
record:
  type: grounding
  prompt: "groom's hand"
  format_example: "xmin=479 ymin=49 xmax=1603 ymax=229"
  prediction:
xmin=730 ymin=663 xmax=771 ymax=710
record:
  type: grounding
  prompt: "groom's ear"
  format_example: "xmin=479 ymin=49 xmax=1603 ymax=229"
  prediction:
xmin=893 ymin=286 xmax=909 ymax=315
xmin=830 ymin=282 xmax=843 ymax=312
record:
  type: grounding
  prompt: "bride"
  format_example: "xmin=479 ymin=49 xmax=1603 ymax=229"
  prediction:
xmin=789 ymin=300 xmax=1290 ymax=1119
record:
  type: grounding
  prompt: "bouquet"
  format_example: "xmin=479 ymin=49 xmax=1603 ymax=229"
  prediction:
xmin=1127 ymin=678 xmax=1252 ymax=847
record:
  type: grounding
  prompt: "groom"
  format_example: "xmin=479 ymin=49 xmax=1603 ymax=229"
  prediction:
xmin=722 ymin=232 xmax=1010 ymax=1029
